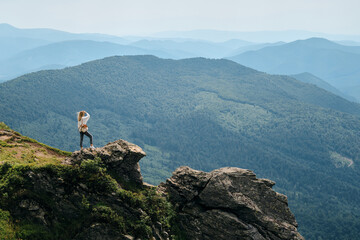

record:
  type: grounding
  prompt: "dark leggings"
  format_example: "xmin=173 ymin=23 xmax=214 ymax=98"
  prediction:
xmin=80 ymin=131 xmax=93 ymax=148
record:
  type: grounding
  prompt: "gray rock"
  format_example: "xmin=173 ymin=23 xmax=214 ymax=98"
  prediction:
xmin=65 ymin=139 xmax=146 ymax=186
xmin=161 ymin=166 xmax=304 ymax=240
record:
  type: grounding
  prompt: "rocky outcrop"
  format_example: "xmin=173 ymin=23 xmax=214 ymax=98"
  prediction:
xmin=1 ymin=131 xmax=304 ymax=240
xmin=64 ymin=139 xmax=146 ymax=186
xmin=1 ymin=139 xmax=171 ymax=240
xmin=160 ymin=166 xmax=304 ymax=240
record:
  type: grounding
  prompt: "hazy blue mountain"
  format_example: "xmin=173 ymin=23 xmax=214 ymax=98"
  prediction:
xmin=218 ymin=39 xmax=254 ymax=48
xmin=152 ymin=29 xmax=360 ymax=42
xmin=129 ymin=39 xmax=254 ymax=58
xmin=0 ymin=40 xmax=172 ymax=81
xmin=1 ymin=55 xmax=360 ymax=239
xmin=0 ymin=37 xmax=51 ymax=60
xmin=226 ymin=41 xmax=285 ymax=56
xmin=0 ymin=25 xmax=261 ymax=81
xmin=0 ymin=23 xmax=129 ymax=45
xmin=229 ymin=38 xmax=360 ymax=101
xmin=336 ymin=40 xmax=360 ymax=46
xmin=291 ymin=72 xmax=357 ymax=102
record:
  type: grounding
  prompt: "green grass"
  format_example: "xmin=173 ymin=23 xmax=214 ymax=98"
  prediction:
xmin=20 ymin=136 xmax=71 ymax=157
xmin=0 ymin=209 xmax=16 ymax=240
xmin=0 ymin=122 xmax=70 ymax=166
xmin=0 ymin=122 xmax=11 ymax=131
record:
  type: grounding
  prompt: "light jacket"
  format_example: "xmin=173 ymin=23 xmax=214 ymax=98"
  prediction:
xmin=78 ymin=113 xmax=90 ymax=132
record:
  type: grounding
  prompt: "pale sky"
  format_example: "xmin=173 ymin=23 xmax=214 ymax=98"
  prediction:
xmin=0 ymin=0 xmax=359 ymax=36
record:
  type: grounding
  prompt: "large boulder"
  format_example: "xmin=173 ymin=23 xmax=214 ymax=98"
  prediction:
xmin=64 ymin=139 xmax=146 ymax=186
xmin=160 ymin=166 xmax=304 ymax=240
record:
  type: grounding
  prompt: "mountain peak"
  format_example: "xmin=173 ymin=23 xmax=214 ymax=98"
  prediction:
xmin=291 ymin=37 xmax=342 ymax=48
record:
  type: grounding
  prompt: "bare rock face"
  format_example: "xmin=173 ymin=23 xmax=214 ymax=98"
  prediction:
xmin=161 ymin=166 xmax=304 ymax=240
xmin=64 ymin=139 xmax=146 ymax=186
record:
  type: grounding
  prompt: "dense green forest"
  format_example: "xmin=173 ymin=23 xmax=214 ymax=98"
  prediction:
xmin=1 ymin=55 xmax=360 ymax=239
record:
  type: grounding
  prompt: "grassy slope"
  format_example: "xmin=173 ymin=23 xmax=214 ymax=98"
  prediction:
xmin=0 ymin=122 xmax=70 ymax=166
xmin=0 ymin=123 xmax=178 ymax=239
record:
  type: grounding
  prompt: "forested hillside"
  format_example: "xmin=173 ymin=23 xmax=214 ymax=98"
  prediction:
xmin=291 ymin=72 xmax=356 ymax=102
xmin=1 ymin=55 xmax=360 ymax=239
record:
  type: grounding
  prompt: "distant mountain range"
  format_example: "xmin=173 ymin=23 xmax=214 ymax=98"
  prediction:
xmin=1 ymin=55 xmax=360 ymax=239
xmin=0 ymin=23 xmax=273 ymax=81
xmin=227 ymin=41 xmax=285 ymax=56
xmin=1 ymin=23 xmax=360 ymax=103
xmin=151 ymin=29 xmax=360 ymax=42
xmin=0 ymin=40 xmax=170 ymax=80
xmin=291 ymin=72 xmax=357 ymax=102
xmin=0 ymin=23 xmax=129 ymax=44
xmin=0 ymin=36 xmax=51 ymax=60
xmin=129 ymin=39 xmax=254 ymax=59
xmin=229 ymin=37 xmax=360 ymax=101
xmin=0 ymin=37 xmax=264 ymax=81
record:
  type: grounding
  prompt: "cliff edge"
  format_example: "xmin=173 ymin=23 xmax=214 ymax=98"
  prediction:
xmin=0 ymin=127 xmax=304 ymax=240
xmin=64 ymin=139 xmax=146 ymax=186
xmin=160 ymin=166 xmax=304 ymax=240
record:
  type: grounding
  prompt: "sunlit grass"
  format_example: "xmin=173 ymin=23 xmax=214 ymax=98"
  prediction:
xmin=0 ymin=122 xmax=69 ymax=166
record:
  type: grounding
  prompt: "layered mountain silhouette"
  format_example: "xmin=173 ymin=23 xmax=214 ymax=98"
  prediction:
xmin=129 ymin=39 xmax=256 ymax=59
xmin=0 ymin=24 xmax=286 ymax=84
xmin=229 ymin=37 xmax=360 ymax=101
xmin=0 ymin=38 xmax=261 ymax=81
xmin=0 ymin=40 xmax=170 ymax=81
xmin=1 ymin=55 xmax=360 ymax=239
xmin=0 ymin=23 xmax=129 ymax=44
xmin=226 ymin=41 xmax=285 ymax=56
xmin=0 ymin=36 xmax=51 ymax=60
xmin=0 ymin=24 xmax=261 ymax=81
xmin=152 ymin=29 xmax=360 ymax=42
xmin=291 ymin=72 xmax=356 ymax=102
xmin=2 ymin=23 xmax=360 ymax=104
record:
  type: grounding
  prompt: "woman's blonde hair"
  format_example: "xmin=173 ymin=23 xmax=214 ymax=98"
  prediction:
xmin=78 ymin=111 xmax=85 ymax=121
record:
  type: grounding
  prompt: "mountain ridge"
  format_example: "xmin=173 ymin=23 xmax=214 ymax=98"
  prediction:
xmin=152 ymin=29 xmax=360 ymax=42
xmin=229 ymin=37 xmax=360 ymax=101
xmin=0 ymin=23 xmax=129 ymax=44
xmin=291 ymin=72 xmax=356 ymax=102
xmin=0 ymin=41 xmax=171 ymax=81
xmin=1 ymin=55 xmax=360 ymax=239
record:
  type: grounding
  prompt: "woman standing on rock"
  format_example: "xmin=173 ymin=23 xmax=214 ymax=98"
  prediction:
xmin=77 ymin=110 xmax=95 ymax=150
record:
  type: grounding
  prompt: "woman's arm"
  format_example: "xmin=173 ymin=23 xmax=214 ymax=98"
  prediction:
xmin=82 ymin=112 xmax=90 ymax=122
